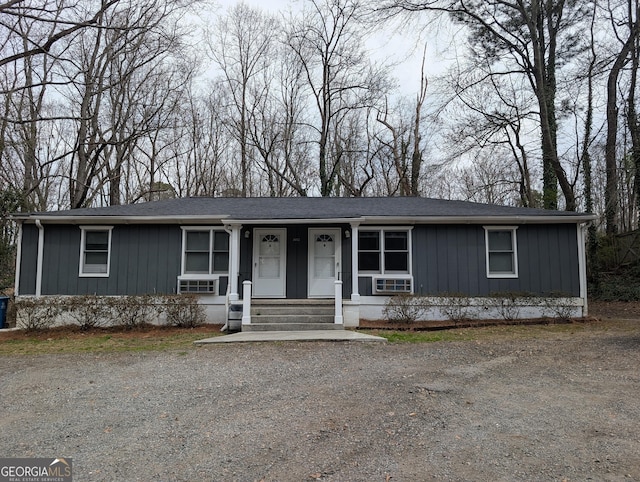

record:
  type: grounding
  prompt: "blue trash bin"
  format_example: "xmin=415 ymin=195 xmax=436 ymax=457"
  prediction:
xmin=0 ymin=296 xmax=8 ymax=329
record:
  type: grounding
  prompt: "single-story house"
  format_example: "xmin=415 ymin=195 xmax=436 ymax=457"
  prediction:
xmin=12 ymin=196 xmax=596 ymax=329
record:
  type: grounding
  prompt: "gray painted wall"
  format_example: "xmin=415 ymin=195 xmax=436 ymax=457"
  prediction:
xmin=18 ymin=223 xmax=38 ymax=295
xmin=20 ymin=224 xmax=182 ymax=296
xmin=358 ymin=223 xmax=580 ymax=297
xmin=18 ymin=221 xmax=580 ymax=299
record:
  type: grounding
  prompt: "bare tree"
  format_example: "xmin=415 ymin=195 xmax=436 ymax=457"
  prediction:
xmin=286 ymin=0 xmax=388 ymax=196
xmin=604 ymin=0 xmax=640 ymax=233
xmin=379 ymin=0 xmax=591 ymax=211
xmin=375 ymin=49 xmax=428 ymax=196
xmin=208 ymin=3 xmax=278 ymax=197
xmin=440 ymin=65 xmax=541 ymax=207
xmin=244 ymin=43 xmax=314 ymax=197
xmin=60 ymin=0 xmax=194 ymax=208
xmin=0 ymin=0 xmax=198 ymax=209
xmin=456 ymin=152 xmax=527 ymax=205
xmin=0 ymin=0 xmax=119 ymax=68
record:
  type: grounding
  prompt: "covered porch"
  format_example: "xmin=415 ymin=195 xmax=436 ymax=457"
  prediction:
xmin=222 ymin=221 xmax=365 ymax=331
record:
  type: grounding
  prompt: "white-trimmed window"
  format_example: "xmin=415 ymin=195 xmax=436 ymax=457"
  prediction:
xmin=181 ymin=228 xmax=229 ymax=275
xmin=358 ymin=229 xmax=411 ymax=274
xmin=179 ymin=227 xmax=229 ymax=294
xmin=484 ymin=226 xmax=518 ymax=278
xmin=79 ymin=226 xmax=113 ymax=277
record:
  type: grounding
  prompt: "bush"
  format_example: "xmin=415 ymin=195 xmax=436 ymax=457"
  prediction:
xmin=162 ymin=294 xmax=206 ymax=328
xmin=64 ymin=295 xmax=113 ymax=330
xmin=590 ymin=260 xmax=640 ymax=301
xmin=440 ymin=293 xmax=476 ymax=325
xmin=15 ymin=297 xmax=62 ymax=331
xmin=110 ymin=295 xmax=160 ymax=329
xmin=383 ymin=294 xmax=431 ymax=324
xmin=539 ymin=294 xmax=575 ymax=321
xmin=482 ymin=296 xmax=520 ymax=322
xmin=594 ymin=283 xmax=640 ymax=301
xmin=484 ymin=292 xmax=539 ymax=322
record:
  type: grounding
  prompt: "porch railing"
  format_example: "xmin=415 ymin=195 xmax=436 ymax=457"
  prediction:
xmin=242 ymin=280 xmax=252 ymax=326
xmin=334 ymin=280 xmax=343 ymax=325
xmin=240 ymin=279 xmax=343 ymax=327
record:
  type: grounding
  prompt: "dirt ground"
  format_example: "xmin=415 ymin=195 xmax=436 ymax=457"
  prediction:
xmin=1 ymin=307 xmax=640 ymax=481
xmin=590 ymin=300 xmax=640 ymax=320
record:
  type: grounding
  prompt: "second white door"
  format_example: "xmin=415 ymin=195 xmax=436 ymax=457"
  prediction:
xmin=308 ymin=228 xmax=341 ymax=298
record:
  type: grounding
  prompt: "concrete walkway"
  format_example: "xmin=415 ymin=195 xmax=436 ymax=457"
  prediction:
xmin=194 ymin=330 xmax=387 ymax=344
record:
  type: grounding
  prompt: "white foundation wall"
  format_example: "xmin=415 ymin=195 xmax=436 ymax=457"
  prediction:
xmin=342 ymin=301 xmax=360 ymax=327
xmin=14 ymin=295 xmax=227 ymax=329
xmin=358 ymin=296 xmax=586 ymax=322
xmin=13 ymin=294 xmax=586 ymax=329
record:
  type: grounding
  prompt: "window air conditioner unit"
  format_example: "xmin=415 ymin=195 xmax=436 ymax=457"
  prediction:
xmin=178 ymin=279 xmax=217 ymax=294
xmin=373 ymin=277 xmax=412 ymax=294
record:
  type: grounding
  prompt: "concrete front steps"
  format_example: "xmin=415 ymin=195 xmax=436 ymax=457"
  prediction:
xmin=243 ymin=299 xmax=343 ymax=332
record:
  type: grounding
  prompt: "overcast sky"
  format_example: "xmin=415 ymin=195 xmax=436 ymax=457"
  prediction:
xmin=212 ymin=0 xmax=455 ymax=96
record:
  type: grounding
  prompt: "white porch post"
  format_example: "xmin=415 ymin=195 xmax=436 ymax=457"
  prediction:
xmin=350 ymin=222 xmax=360 ymax=302
xmin=227 ymin=224 xmax=242 ymax=302
xmin=334 ymin=280 xmax=343 ymax=325
xmin=577 ymin=223 xmax=588 ymax=316
xmin=35 ymin=219 xmax=44 ymax=298
xmin=242 ymin=280 xmax=252 ymax=326
xmin=14 ymin=221 xmax=23 ymax=296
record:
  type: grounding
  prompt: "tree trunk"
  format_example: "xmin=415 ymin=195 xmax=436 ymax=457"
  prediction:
xmin=628 ymin=5 xmax=640 ymax=229
xmin=605 ymin=29 xmax=637 ymax=234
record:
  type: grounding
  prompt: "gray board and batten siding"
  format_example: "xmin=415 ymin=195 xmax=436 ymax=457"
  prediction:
xmin=354 ymin=224 xmax=579 ymax=298
xmin=408 ymin=223 xmax=578 ymax=297
xmin=19 ymin=224 xmax=186 ymax=296
xmin=19 ymin=219 xmax=579 ymax=299
xmin=20 ymin=221 xmax=349 ymax=298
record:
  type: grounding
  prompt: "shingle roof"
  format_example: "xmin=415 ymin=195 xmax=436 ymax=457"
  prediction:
xmin=20 ymin=196 xmax=594 ymax=223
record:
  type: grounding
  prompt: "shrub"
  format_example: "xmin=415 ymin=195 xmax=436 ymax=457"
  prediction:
xmin=595 ymin=283 xmax=640 ymax=302
xmin=483 ymin=292 xmax=539 ymax=322
xmin=383 ymin=294 xmax=431 ymax=324
xmin=64 ymin=295 xmax=113 ymax=330
xmin=482 ymin=296 xmax=519 ymax=322
xmin=440 ymin=293 xmax=476 ymax=325
xmin=15 ymin=297 xmax=62 ymax=331
xmin=162 ymin=294 xmax=206 ymax=328
xmin=590 ymin=261 xmax=640 ymax=301
xmin=110 ymin=295 xmax=160 ymax=329
xmin=540 ymin=293 xmax=575 ymax=321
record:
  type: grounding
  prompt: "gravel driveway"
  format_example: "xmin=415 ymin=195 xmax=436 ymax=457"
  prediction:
xmin=2 ymin=321 xmax=640 ymax=481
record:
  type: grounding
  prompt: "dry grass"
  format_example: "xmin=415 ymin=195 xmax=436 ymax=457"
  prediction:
xmin=2 ymin=317 xmax=638 ymax=355
xmin=363 ymin=318 xmax=640 ymax=342
xmin=0 ymin=324 xmax=222 ymax=355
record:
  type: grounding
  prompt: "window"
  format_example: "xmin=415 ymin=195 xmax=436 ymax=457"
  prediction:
xmin=79 ymin=227 xmax=113 ymax=277
xmin=384 ymin=231 xmax=409 ymax=272
xmin=182 ymin=228 xmax=229 ymax=275
xmin=358 ymin=229 xmax=411 ymax=274
xmin=358 ymin=231 xmax=380 ymax=271
xmin=484 ymin=227 xmax=518 ymax=278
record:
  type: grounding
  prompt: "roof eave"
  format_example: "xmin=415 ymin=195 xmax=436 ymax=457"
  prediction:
xmin=361 ymin=214 xmax=599 ymax=224
xmin=15 ymin=214 xmax=230 ymax=224
xmin=15 ymin=213 xmax=598 ymax=224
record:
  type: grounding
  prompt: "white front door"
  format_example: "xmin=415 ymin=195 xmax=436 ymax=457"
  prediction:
xmin=253 ymin=228 xmax=286 ymax=298
xmin=308 ymin=228 xmax=341 ymax=298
